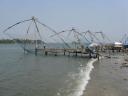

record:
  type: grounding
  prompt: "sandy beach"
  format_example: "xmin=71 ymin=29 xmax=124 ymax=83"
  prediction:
xmin=84 ymin=53 xmax=128 ymax=96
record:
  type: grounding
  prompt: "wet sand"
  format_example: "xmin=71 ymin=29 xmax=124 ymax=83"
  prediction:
xmin=84 ymin=53 xmax=128 ymax=96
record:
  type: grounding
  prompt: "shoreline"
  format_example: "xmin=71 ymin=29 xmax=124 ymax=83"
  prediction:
xmin=83 ymin=53 xmax=128 ymax=96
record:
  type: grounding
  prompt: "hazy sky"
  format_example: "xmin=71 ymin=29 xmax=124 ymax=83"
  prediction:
xmin=0 ymin=0 xmax=128 ymax=41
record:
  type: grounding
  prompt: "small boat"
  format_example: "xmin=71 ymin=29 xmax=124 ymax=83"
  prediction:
xmin=123 ymin=44 xmax=128 ymax=49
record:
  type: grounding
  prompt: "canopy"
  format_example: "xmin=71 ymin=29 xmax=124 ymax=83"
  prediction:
xmin=114 ymin=42 xmax=122 ymax=45
xmin=114 ymin=42 xmax=122 ymax=47
xmin=89 ymin=43 xmax=99 ymax=47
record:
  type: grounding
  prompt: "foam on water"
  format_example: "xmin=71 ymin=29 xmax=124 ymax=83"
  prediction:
xmin=69 ymin=58 xmax=98 ymax=96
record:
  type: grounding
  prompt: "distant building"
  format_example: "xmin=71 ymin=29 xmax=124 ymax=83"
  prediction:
xmin=114 ymin=42 xmax=123 ymax=48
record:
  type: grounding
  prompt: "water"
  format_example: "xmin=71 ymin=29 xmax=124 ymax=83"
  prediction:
xmin=0 ymin=44 xmax=97 ymax=96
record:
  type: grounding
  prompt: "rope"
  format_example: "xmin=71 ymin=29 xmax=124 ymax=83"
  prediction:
xmin=37 ymin=20 xmax=71 ymax=48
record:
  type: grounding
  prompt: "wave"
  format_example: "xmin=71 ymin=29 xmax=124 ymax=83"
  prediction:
xmin=57 ymin=57 xmax=102 ymax=96
xmin=70 ymin=58 xmax=98 ymax=96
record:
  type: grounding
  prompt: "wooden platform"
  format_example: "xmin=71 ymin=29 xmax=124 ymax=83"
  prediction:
xmin=32 ymin=48 xmax=96 ymax=58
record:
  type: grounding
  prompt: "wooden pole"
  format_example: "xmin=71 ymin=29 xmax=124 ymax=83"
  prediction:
xmin=75 ymin=51 xmax=77 ymax=56
xmin=64 ymin=49 xmax=66 ymax=55
xmin=45 ymin=51 xmax=48 ymax=55
xmin=35 ymin=48 xmax=37 ymax=56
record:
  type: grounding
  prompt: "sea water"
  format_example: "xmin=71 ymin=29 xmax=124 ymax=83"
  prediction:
xmin=0 ymin=44 xmax=97 ymax=96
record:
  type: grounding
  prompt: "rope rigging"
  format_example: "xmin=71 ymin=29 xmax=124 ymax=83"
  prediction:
xmin=36 ymin=20 xmax=71 ymax=48
xmin=3 ymin=17 xmax=72 ymax=52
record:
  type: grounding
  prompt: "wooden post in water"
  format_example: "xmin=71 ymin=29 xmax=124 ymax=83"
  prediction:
xmin=89 ymin=52 xmax=92 ymax=58
xmin=54 ymin=51 xmax=57 ymax=56
xmin=35 ymin=48 xmax=37 ymax=56
xmin=97 ymin=53 xmax=99 ymax=61
xmin=75 ymin=51 xmax=77 ymax=56
xmin=64 ymin=49 xmax=66 ymax=55
xmin=45 ymin=51 xmax=48 ymax=55
xmin=96 ymin=47 xmax=99 ymax=60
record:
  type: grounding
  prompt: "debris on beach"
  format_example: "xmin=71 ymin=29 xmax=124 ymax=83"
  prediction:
xmin=103 ymin=87 xmax=107 ymax=90
xmin=124 ymin=59 xmax=128 ymax=62
xmin=122 ymin=65 xmax=128 ymax=67
xmin=122 ymin=62 xmax=127 ymax=65
xmin=123 ymin=78 xmax=128 ymax=81
xmin=120 ymin=62 xmax=128 ymax=68
xmin=105 ymin=55 xmax=111 ymax=58
xmin=114 ymin=62 xmax=118 ymax=64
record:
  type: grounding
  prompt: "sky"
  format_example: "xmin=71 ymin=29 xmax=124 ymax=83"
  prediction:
xmin=0 ymin=0 xmax=128 ymax=41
